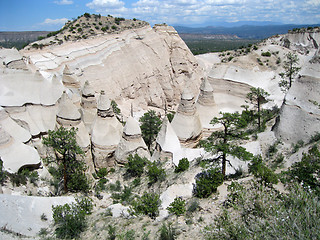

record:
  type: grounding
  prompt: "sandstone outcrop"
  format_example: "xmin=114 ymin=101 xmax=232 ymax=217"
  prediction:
xmin=115 ymin=116 xmax=150 ymax=164
xmin=196 ymin=77 xmax=219 ymax=130
xmin=81 ymin=80 xmax=97 ymax=131
xmin=0 ymin=125 xmax=40 ymax=173
xmin=91 ymin=91 xmax=123 ymax=169
xmin=21 ymin=25 xmax=203 ymax=109
xmin=273 ymin=75 xmax=320 ymax=144
xmin=171 ymin=87 xmax=202 ymax=145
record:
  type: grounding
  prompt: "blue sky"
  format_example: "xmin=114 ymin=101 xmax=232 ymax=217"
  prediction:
xmin=0 ymin=0 xmax=319 ymax=31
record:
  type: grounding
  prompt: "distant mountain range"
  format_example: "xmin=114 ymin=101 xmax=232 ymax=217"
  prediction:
xmin=174 ymin=23 xmax=320 ymax=39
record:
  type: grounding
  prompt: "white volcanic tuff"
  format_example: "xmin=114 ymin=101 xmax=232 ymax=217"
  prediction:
xmin=22 ymin=25 xmax=203 ymax=108
xmin=171 ymin=88 xmax=202 ymax=142
xmin=91 ymin=92 xmax=123 ymax=168
xmin=0 ymin=48 xmax=27 ymax=69
xmin=0 ymin=194 xmax=74 ymax=237
xmin=0 ymin=69 xmax=64 ymax=107
xmin=0 ymin=107 xmax=31 ymax=143
xmin=8 ymin=105 xmax=58 ymax=137
xmin=154 ymin=117 xmax=204 ymax=166
xmin=283 ymin=32 xmax=320 ymax=52
xmin=0 ymin=126 xmax=40 ymax=173
xmin=274 ymin=75 xmax=320 ymax=144
xmin=115 ymin=116 xmax=150 ymax=164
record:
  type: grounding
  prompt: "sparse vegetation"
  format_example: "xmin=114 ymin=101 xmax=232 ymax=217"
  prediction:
xmin=52 ymin=197 xmax=93 ymax=239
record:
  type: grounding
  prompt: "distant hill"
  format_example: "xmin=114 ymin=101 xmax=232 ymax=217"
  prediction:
xmin=174 ymin=24 xmax=320 ymax=39
xmin=0 ymin=31 xmax=50 ymax=49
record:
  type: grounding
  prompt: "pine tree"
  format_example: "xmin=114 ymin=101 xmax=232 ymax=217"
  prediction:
xmin=200 ymin=112 xmax=253 ymax=176
xmin=139 ymin=110 xmax=162 ymax=150
xmin=246 ymin=87 xmax=270 ymax=131
xmin=43 ymin=127 xmax=89 ymax=193
xmin=279 ymin=52 xmax=301 ymax=91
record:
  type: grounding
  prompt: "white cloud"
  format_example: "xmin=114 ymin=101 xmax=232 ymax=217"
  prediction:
xmin=307 ymin=0 xmax=320 ymax=6
xmin=87 ymin=0 xmax=125 ymax=9
xmin=54 ymin=0 xmax=73 ymax=5
xmin=85 ymin=0 xmax=320 ymax=26
xmin=41 ymin=18 xmax=69 ymax=25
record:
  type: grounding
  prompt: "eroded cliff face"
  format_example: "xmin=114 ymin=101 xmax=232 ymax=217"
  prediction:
xmin=273 ymin=30 xmax=320 ymax=144
xmin=21 ymin=25 xmax=203 ymax=109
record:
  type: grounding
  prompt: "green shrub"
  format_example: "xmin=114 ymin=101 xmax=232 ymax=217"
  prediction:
xmin=125 ymin=154 xmax=148 ymax=178
xmin=158 ymin=223 xmax=176 ymax=240
xmin=167 ymin=197 xmax=186 ymax=216
xmin=166 ymin=112 xmax=175 ymax=122
xmin=77 ymin=28 xmax=82 ymax=32
xmin=261 ymin=51 xmax=271 ymax=57
xmin=101 ymin=26 xmax=109 ymax=32
xmin=309 ymin=132 xmax=320 ymax=143
xmin=97 ymin=168 xmax=108 ymax=178
xmin=248 ymin=156 xmax=278 ymax=185
xmin=174 ymin=158 xmax=189 ymax=173
xmin=287 ymin=145 xmax=320 ymax=194
xmin=193 ymin=168 xmax=224 ymax=198
xmin=131 ymin=192 xmax=161 ymax=219
xmin=111 ymin=25 xmax=117 ymax=30
xmin=109 ymin=180 xmax=122 ymax=192
xmin=84 ymin=13 xmax=91 ymax=18
xmin=107 ymin=225 xmax=116 ymax=240
xmin=111 ymin=186 xmax=133 ymax=205
xmin=147 ymin=162 xmax=166 ymax=185
xmin=52 ymin=197 xmax=93 ymax=239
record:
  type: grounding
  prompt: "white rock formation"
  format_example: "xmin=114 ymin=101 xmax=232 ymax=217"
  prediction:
xmin=171 ymin=87 xmax=202 ymax=144
xmin=81 ymin=80 xmax=97 ymax=131
xmin=115 ymin=116 xmax=150 ymax=164
xmin=196 ymin=77 xmax=219 ymax=129
xmin=21 ymin=25 xmax=203 ymax=109
xmin=62 ymin=65 xmax=80 ymax=89
xmin=0 ymin=125 xmax=40 ymax=173
xmin=274 ymin=75 xmax=320 ymax=144
xmin=153 ymin=117 xmax=204 ymax=167
xmin=91 ymin=91 xmax=123 ymax=169
xmin=0 ymin=194 xmax=74 ymax=237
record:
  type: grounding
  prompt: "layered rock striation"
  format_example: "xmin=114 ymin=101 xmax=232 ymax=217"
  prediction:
xmin=21 ymin=25 xmax=203 ymax=109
